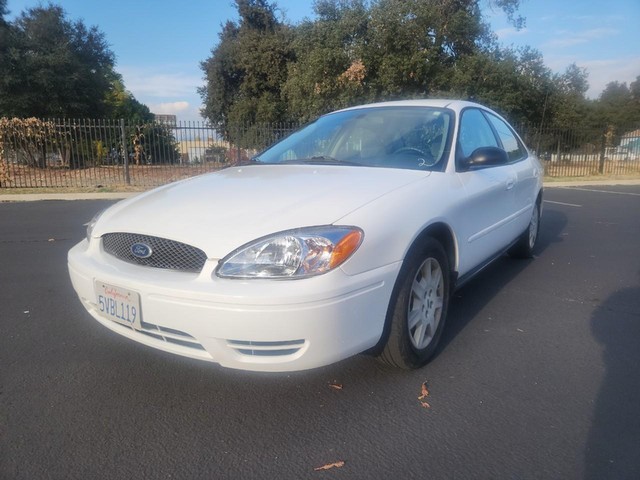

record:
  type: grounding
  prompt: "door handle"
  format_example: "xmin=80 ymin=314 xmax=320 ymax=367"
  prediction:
xmin=506 ymin=178 xmax=516 ymax=190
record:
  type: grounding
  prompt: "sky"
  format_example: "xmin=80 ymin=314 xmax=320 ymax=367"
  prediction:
xmin=5 ymin=0 xmax=640 ymax=121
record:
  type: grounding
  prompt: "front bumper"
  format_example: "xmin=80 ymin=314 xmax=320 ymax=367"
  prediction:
xmin=68 ymin=239 xmax=400 ymax=372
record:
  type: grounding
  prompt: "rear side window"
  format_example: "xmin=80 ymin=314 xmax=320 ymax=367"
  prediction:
xmin=458 ymin=109 xmax=499 ymax=158
xmin=486 ymin=113 xmax=527 ymax=162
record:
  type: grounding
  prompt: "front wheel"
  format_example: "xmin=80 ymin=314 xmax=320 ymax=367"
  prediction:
xmin=378 ymin=238 xmax=450 ymax=369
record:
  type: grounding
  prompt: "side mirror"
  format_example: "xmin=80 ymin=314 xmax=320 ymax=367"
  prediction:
xmin=460 ymin=146 xmax=509 ymax=170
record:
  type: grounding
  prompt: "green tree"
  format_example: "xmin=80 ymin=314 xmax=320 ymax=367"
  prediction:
xmin=0 ymin=5 xmax=119 ymax=118
xmin=200 ymin=20 xmax=241 ymax=131
xmin=105 ymin=78 xmax=154 ymax=123
xmin=284 ymin=0 xmax=509 ymax=120
xmin=200 ymin=0 xmax=295 ymax=145
xmin=0 ymin=0 xmax=8 ymax=26
xmin=200 ymin=0 xmax=556 ymax=132
xmin=630 ymin=75 xmax=640 ymax=103
xmin=448 ymin=46 xmax=555 ymax=125
xmin=0 ymin=0 xmax=14 ymax=102
xmin=367 ymin=0 xmax=490 ymax=98
xmin=288 ymin=0 xmax=527 ymax=121
xmin=547 ymin=63 xmax=591 ymax=130
xmin=598 ymin=80 xmax=640 ymax=126
xmin=595 ymin=79 xmax=640 ymax=146
xmin=283 ymin=0 xmax=371 ymax=121
xmin=0 ymin=0 xmax=8 ymax=27
xmin=522 ymin=63 xmax=594 ymax=157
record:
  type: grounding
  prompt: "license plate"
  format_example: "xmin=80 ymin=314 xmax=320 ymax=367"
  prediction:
xmin=94 ymin=281 xmax=142 ymax=330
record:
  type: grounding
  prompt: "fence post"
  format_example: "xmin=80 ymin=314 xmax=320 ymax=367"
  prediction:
xmin=120 ymin=119 xmax=130 ymax=185
xmin=598 ymin=129 xmax=606 ymax=174
xmin=236 ymin=124 xmax=241 ymax=165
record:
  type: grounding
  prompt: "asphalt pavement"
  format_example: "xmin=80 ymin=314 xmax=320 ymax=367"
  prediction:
xmin=1 ymin=185 xmax=639 ymax=479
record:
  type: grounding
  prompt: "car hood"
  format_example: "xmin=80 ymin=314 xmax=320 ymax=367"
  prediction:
xmin=94 ymin=165 xmax=429 ymax=258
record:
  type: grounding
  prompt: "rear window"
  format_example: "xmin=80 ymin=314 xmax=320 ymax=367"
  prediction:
xmin=485 ymin=113 xmax=527 ymax=162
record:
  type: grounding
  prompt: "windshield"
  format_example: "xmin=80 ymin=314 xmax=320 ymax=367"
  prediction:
xmin=255 ymin=106 xmax=453 ymax=171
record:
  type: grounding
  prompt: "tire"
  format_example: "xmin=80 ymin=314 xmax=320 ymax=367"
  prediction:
xmin=378 ymin=238 xmax=450 ymax=369
xmin=509 ymin=201 xmax=540 ymax=259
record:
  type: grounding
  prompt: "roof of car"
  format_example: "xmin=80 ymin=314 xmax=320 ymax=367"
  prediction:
xmin=335 ymin=99 xmax=487 ymax=114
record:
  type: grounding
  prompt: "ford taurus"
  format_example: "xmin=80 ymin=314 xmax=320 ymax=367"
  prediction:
xmin=68 ymin=100 xmax=543 ymax=372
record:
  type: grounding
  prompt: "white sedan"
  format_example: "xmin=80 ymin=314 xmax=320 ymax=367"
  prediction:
xmin=68 ymin=100 xmax=543 ymax=372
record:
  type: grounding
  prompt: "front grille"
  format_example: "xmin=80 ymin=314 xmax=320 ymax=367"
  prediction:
xmin=102 ymin=232 xmax=207 ymax=273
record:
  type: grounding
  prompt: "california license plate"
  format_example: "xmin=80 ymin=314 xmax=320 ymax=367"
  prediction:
xmin=95 ymin=281 xmax=142 ymax=329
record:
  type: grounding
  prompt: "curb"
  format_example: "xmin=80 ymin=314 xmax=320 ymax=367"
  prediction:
xmin=544 ymin=179 xmax=640 ymax=188
xmin=0 ymin=192 xmax=138 ymax=202
xmin=1 ymin=180 xmax=639 ymax=202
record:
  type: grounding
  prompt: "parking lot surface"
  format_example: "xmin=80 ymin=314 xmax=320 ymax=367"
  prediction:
xmin=1 ymin=185 xmax=639 ymax=479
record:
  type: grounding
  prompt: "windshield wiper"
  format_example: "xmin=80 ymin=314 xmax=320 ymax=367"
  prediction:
xmin=281 ymin=156 xmax=362 ymax=166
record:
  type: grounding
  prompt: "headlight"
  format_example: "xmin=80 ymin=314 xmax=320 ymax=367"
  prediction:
xmin=216 ymin=226 xmax=363 ymax=279
xmin=85 ymin=210 xmax=105 ymax=241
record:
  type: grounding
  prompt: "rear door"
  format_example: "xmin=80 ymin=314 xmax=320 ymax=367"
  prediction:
xmin=484 ymin=112 xmax=539 ymax=236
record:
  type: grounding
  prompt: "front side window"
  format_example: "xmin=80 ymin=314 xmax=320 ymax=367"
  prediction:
xmin=457 ymin=108 xmax=500 ymax=158
xmin=255 ymin=107 xmax=453 ymax=171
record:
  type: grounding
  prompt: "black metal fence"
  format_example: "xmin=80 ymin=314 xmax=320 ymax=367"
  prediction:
xmin=516 ymin=124 xmax=640 ymax=178
xmin=0 ymin=117 xmax=638 ymax=189
xmin=0 ymin=118 xmax=299 ymax=188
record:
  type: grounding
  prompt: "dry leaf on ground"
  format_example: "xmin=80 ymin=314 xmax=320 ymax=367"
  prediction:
xmin=314 ymin=461 xmax=345 ymax=471
xmin=418 ymin=382 xmax=430 ymax=400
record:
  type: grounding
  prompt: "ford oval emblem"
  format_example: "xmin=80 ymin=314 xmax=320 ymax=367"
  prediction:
xmin=131 ymin=242 xmax=153 ymax=259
